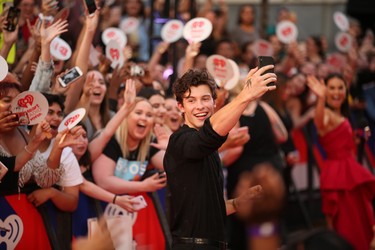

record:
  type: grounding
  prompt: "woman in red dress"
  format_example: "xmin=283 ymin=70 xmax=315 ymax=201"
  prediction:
xmin=307 ymin=74 xmax=375 ymax=250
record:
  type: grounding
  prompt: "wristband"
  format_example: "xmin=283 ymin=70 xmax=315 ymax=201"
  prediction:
xmin=24 ymin=145 xmax=35 ymax=156
xmin=112 ymin=194 xmax=118 ymax=204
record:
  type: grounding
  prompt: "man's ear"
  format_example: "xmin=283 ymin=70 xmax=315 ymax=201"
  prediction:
xmin=177 ymin=102 xmax=185 ymax=114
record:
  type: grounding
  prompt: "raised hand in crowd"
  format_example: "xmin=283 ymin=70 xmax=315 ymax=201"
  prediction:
xmin=182 ymin=42 xmax=202 ymax=76
xmin=51 ymin=69 xmax=74 ymax=95
xmin=40 ymin=18 xmax=68 ymax=46
xmin=306 ymin=75 xmax=326 ymax=99
xmin=65 ymin=0 xmax=100 ymax=113
xmin=89 ymin=79 xmax=136 ymax=161
xmin=108 ymin=65 xmax=127 ymax=102
xmin=148 ymin=41 xmax=170 ymax=71
xmin=0 ymin=14 xmax=19 ymax=59
xmin=13 ymin=120 xmax=51 ymax=171
xmin=76 ymin=73 xmax=95 ymax=112
xmin=150 ymin=123 xmax=171 ymax=151
xmin=97 ymin=54 xmax=112 ymax=76
xmin=55 ymin=126 xmax=86 ymax=149
xmin=41 ymin=0 xmax=59 ymax=16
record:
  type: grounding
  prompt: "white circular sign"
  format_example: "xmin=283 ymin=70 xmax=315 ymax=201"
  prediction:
xmin=276 ymin=21 xmax=298 ymax=44
xmin=333 ymin=11 xmax=349 ymax=32
xmin=183 ymin=17 xmax=213 ymax=43
xmin=102 ymin=27 xmax=127 ymax=48
xmin=225 ymin=59 xmax=240 ymax=90
xmin=0 ymin=56 xmax=8 ymax=81
xmin=58 ymin=108 xmax=86 ymax=132
xmin=206 ymin=54 xmax=234 ymax=87
xmin=335 ymin=32 xmax=352 ymax=52
xmin=50 ymin=37 xmax=72 ymax=61
xmin=161 ymin=19 xmax=184 ymax=43
xmin=326 ymin=52 xmax=347 ymax=69
xmin=11 ymin=91 xmax=49 ymax=125
xmin=252 ymin=39 xmax=274 ymax=57
xmin=119 ymin=17 xmax=139 ymax=34
xmin=105 ymin=40 xmax=125 ymax=69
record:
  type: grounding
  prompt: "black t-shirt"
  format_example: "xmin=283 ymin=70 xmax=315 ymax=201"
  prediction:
xmin=164 ymin=119 xmax=228 ymax=241
xmin=0 ymin=156 xmax=17 ymax=195
xmin=226 ymin=104 xmax=283 ymax=198
xmin=102 ymin=136 xmax=159 ymax=177
xmin=0 ymin=156 xmax=39 ymax=196
xmin=103 ymin=136 xmax=159 ymax=162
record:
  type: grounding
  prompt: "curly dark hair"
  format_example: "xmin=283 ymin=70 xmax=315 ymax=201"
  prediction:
xmin=172 ymin=69 xmax=217 ymax=105
xmin=42 ymin=93 xmax=65 ymax=112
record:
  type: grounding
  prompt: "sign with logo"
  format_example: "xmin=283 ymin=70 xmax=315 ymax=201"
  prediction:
xmin=252 ymin=39 xmax=274 ymax=57
xmin=102 ymin=27 xmax=127 ymax=48
xmin=335 ymin=32 xmax=352 ymax=52
xmin=333 ymin=11 xmax=349 ymax=32
xmin=11 ymin=91 xmax=49 ymax=125
xmin=161 ymin=19 xmax=184 ymax=43
xmin=58 ymin=108 xmax=86 ymax=132
xmin=0 ymin=56 xmax=8 ymax=81
xmin=120 ymin=17 xmax=139 ymax=34
xmin=0 ymin=214 xmax=23 ymax=249
xmin=206 ymin=54 xmax=234 ymax=87
xmin=50 ymin=37 xmax=72 ymax=61
xmin=276 ymin=21 xmax=298 ymax=44
xmin=225 ymin=59 xmax=240 ymax=90
xmin=326 ymin=52 xmax=347 ymax=69
xmin=183 ymin=17 xmax=212 ymax=43
xmin=105 ymin=40 xmax=125 ymax=69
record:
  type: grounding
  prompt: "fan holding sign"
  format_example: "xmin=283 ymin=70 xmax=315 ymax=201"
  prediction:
xmin=183 ymin=17 xmax=213 ymax=43
xmin=26 ymin=93 xmax=87 ymax=212
xmin=206 ymin=54 xmax=234 ymax=88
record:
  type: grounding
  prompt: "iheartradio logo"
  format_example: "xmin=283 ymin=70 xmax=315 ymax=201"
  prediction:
xmin=0 ymin=215 xmax=24 ymax=249
xmin=18 ymin=95 xmax=34 ymax=108
xmin=64 ymin=114 xmax=79 ymax=127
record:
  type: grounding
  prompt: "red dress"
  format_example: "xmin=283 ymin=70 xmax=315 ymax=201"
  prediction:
xmin=319 ymin=119 xmax=375 ymax=250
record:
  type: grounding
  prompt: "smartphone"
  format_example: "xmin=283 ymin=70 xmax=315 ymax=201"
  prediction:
xmin=258 ymin=56 xmax=275 ymax=86
xmin=5 ymin=7 xmax=20 ymax=32
xmin=13 ymin=111 xmax=30 ymax=126
xmin=131 ymin=195 xmax=147 ymax=211
xmin=0 ymin=161 xmax=9 ymax=182
xmin=158 ymin=171 xmax=166 ymax=179
xmin=130 ymin=65 xmax=145 ymax=77
xmin=84 ymin=0 xmax=97 ymax=16
xmin=58 ymin=66 xmax=83 ymax=87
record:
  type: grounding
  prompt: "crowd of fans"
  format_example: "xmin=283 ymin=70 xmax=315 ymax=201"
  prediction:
xmin=0 ymin=0 xmax=374 ymax=249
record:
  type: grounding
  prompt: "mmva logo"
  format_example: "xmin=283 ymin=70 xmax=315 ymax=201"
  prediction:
xmin=0 ymin=215 xmax=24 ymax=249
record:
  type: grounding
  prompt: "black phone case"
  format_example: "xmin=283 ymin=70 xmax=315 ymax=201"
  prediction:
xmin=85 ymin=0 xmax=97 ymax=14
xmin=258 ymin=56 xmax=275 ymax=86
xmin=5 ymin=7 xmax=20 ymax=32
